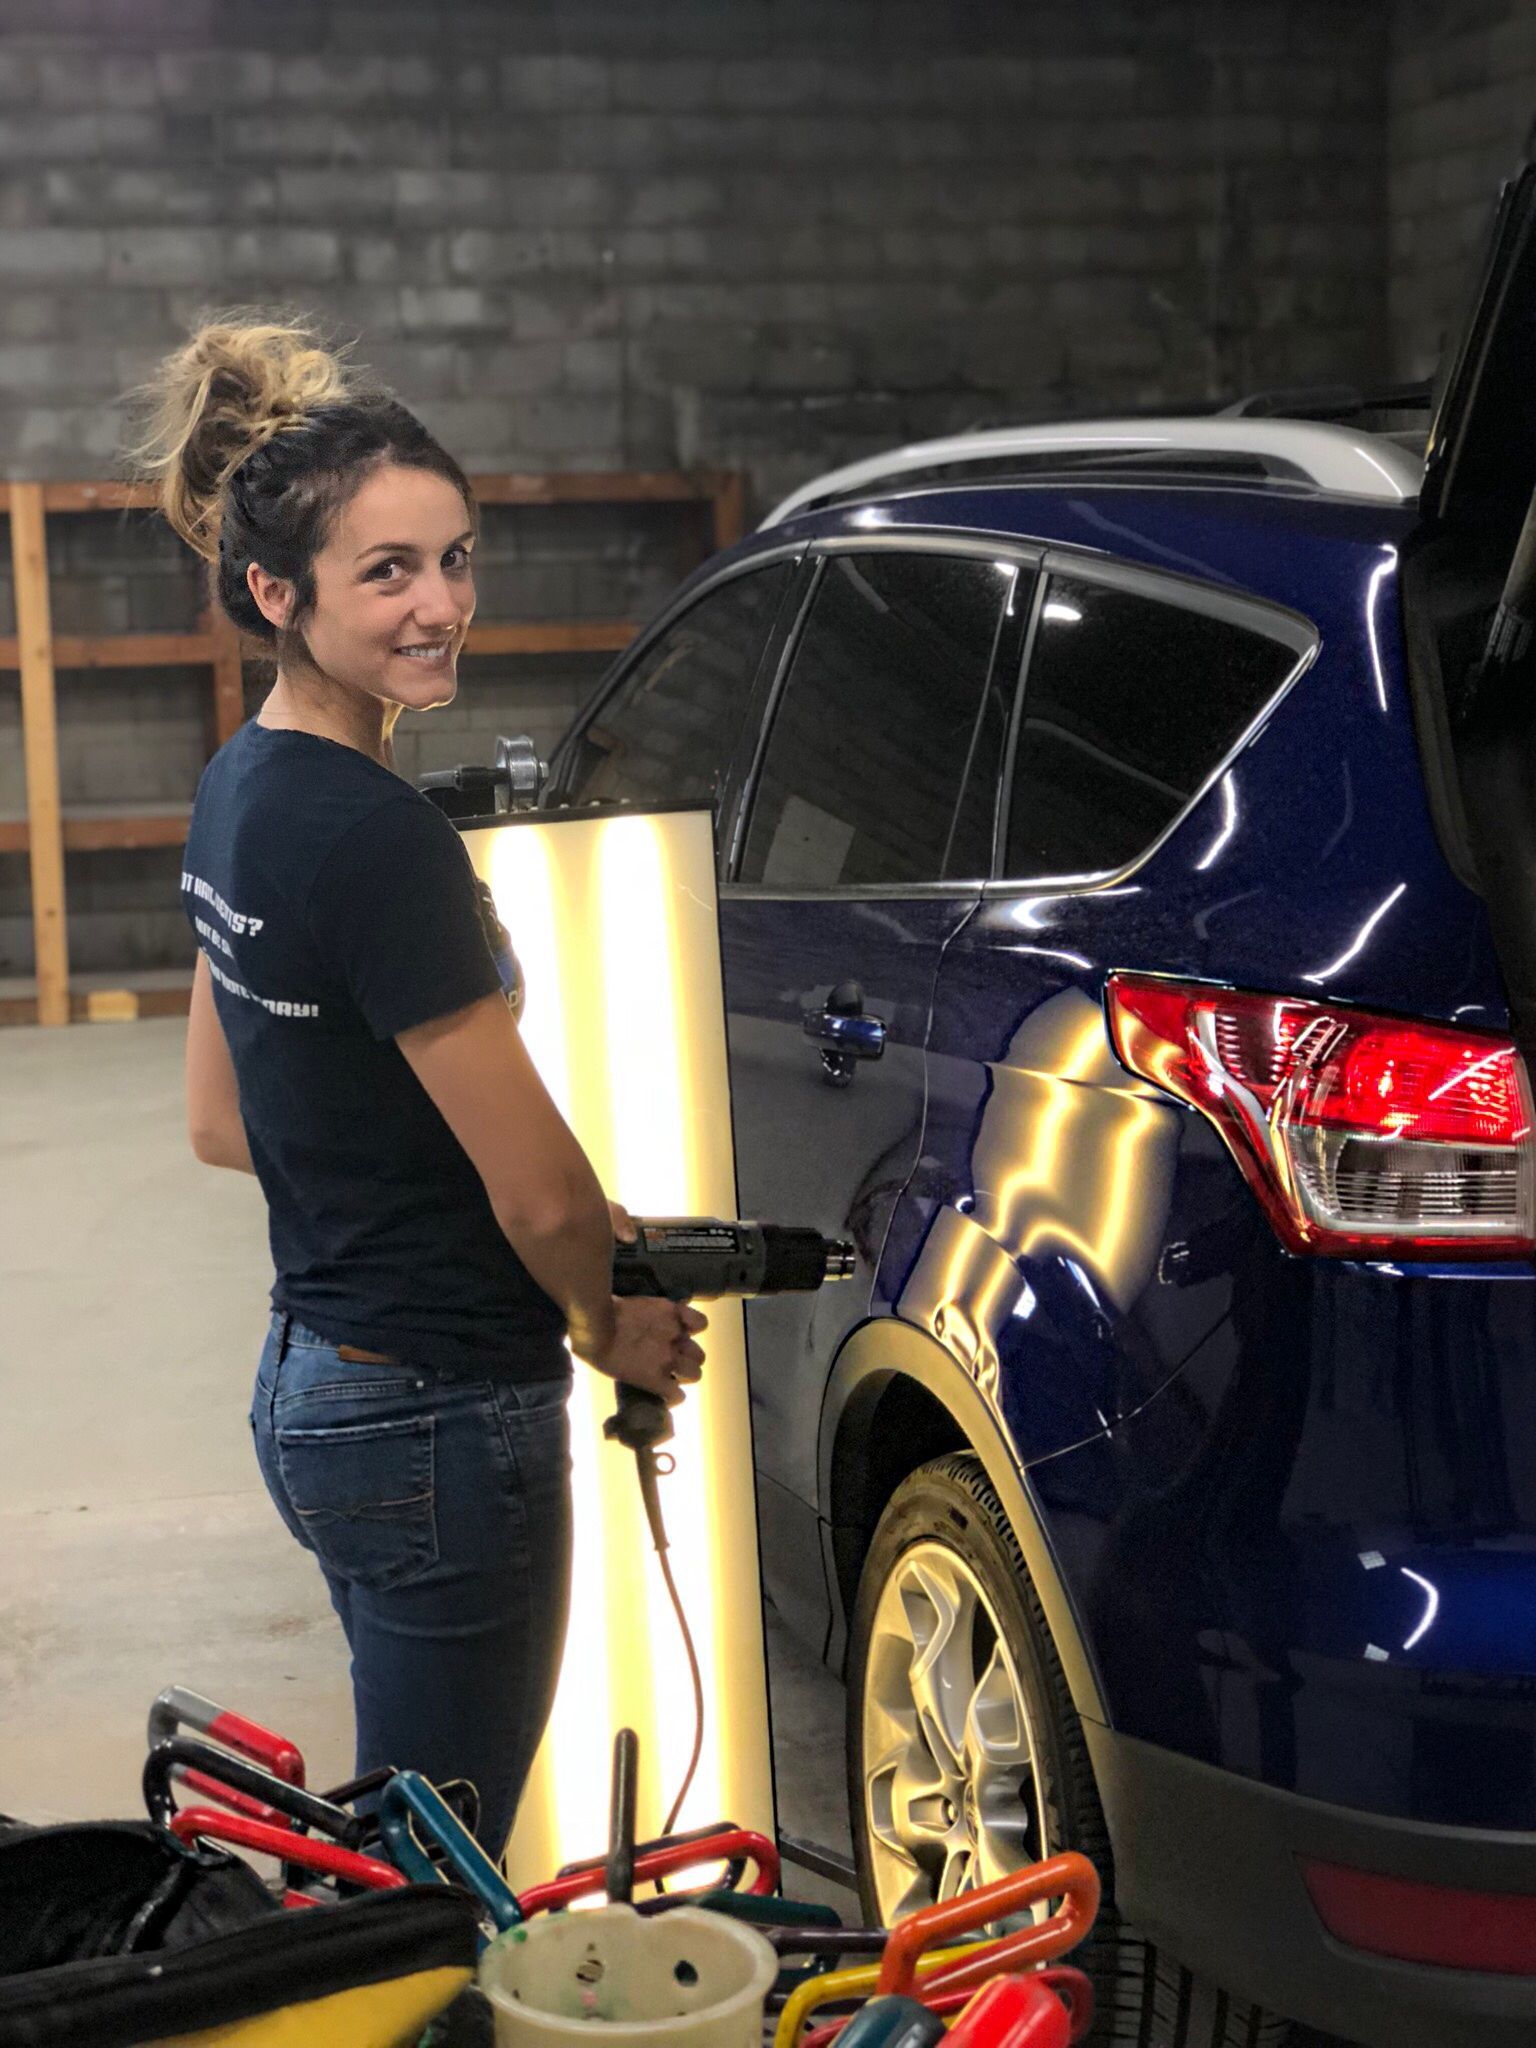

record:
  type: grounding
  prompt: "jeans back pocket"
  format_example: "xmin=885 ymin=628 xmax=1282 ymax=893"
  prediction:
xmin=274 ymin=1414 xmax=438 ymax=1592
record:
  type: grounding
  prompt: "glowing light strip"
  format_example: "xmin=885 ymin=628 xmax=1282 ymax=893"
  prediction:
xmin=599 ymin=816 xmax=719 ymax=1826
xmin=487 ymin=828 xmax=610 ymax=1860
xmin=470 ymin=810 xmax=772 ymax=1885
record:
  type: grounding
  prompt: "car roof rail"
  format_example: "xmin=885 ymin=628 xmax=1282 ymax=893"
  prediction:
xmin=1218 ymin=381 xmax=1433 ymax=420
xmin=759 ymin=417 xmax=1425 ymax=528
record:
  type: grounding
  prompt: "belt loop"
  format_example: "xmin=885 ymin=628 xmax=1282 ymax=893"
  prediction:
xmin=275 ymin=1311 xmax=292 ymax=1364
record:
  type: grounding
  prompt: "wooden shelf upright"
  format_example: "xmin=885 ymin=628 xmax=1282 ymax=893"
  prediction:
xmin=0 ymin=470 xmax=747 ymax=1028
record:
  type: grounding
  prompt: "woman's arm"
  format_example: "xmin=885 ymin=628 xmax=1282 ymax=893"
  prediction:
xmin=397 ymin=991 xmax=619 ymax=1359
xmin=398 ymin=994 xmax=706 ymax=1400
xmin=186 ymin=951 xmax=255 ymax=1174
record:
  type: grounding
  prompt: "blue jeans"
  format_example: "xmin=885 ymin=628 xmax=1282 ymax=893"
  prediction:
xmin=251 ymin=1313 xmax=572 ymax=1861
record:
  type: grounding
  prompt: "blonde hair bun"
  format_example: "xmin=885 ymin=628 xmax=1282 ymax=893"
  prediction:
xmin=131 ymin=313 xmax=353 ymax=561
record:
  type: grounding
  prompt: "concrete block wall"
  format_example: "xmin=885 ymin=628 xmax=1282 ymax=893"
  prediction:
xmin=1389 ymin=0 xmax=1536 ymax=380
xmin=0 ymin=0 xmax=1529 ymax=983
xmin=0 ymin=0 xmax=1393 ymax=509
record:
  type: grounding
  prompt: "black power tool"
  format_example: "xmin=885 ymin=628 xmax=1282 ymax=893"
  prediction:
xmin=605 ymin=1218 xmax=855 ymax=1456
xmin=601 ymin=1216 xmax=854 ymax=1837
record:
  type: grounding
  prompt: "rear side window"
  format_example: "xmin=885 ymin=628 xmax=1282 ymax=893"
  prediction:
xmin=739 ymin=552 xmax=1017 ymax=888
xmin=560 ymin=561 xmax=793 ymax=807
xmin=1004 ymin=574 xmax=1301 ymax=879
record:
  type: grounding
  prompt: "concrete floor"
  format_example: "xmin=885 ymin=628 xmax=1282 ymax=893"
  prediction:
xmin=0 ymin=1015 xmax=849 ymax=1862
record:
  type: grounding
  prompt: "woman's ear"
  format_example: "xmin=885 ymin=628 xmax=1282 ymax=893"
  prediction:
xmin=246 ymin=561 xmax=294 ymax=632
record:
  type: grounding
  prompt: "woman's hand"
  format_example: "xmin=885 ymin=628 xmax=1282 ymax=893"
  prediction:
xmin=608 ymin=1200 xmax=638 ymax=1244
xmin=575 ymin=1296 xmax=708 ymax=1408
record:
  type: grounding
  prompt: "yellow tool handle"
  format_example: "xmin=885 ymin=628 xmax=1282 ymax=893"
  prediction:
xmin=773 ymin=1944 xmax=981 ymax=2048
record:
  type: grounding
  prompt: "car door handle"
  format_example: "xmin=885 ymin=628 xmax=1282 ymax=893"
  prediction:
xmin=803 ymin=980 xmax=886 ymax=1087
xmin=803 ymin=1008 xmax=887 ymax=1058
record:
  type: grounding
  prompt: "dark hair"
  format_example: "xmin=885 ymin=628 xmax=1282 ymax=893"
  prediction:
xmin=131 ymin=315 xmax=475 ymax=659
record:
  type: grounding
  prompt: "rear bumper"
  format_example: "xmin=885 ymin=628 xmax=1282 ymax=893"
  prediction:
xmin=1088 ymin=1722 xmax=1536 ymax=2047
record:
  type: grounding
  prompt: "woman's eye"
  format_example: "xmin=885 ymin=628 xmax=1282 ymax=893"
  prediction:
xmin=445 ymin=546 xmax=472 ymax=571
xmin=369 ymin=558 xmax=403 ymax=582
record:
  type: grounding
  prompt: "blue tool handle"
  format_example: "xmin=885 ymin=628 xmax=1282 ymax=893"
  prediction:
xmin=379 ymin=1772 xmax=524 ymax=1929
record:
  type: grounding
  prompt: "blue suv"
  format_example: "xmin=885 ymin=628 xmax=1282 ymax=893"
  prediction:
xmin=544 ymin=166 xmax=1536 ymax=2048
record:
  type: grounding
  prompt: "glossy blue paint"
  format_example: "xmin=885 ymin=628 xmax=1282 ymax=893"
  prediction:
xmin=1030 ymin=1243 xmax=1536 ymax=1830
xmin=784 ymin=485 xmax=1527 ymax=1832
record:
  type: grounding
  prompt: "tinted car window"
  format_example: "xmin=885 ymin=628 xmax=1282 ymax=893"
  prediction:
xmin=1004 ymin=574 xmax=1299 ymax=878
xmin=739 ymin=553 xmax=1016 ymax=888
xmin=561 ymin=561 xmax=793 ymax=807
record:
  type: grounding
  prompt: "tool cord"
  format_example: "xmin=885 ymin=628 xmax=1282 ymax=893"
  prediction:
xmin=637 ymin=1447 xmax=706 ymax=1843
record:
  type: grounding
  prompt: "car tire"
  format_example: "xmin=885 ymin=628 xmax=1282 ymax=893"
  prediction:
xmin=845 ymin=1453 xmax=1292 ymax=2048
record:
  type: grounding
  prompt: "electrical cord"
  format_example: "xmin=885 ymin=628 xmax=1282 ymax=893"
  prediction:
xmin=635 ymin=1446 xmax=706 ymax=1849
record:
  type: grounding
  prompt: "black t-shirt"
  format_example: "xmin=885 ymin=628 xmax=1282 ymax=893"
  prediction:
xmin=181 ymin=721 xmax=568 ymax=1379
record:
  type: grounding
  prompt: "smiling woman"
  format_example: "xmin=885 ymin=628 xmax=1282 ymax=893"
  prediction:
xmin=126 ymin=314 xmax=707 ymax=1866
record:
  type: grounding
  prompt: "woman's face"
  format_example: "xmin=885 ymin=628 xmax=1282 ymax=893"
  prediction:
xmin=262 ymin=462 xmax=476 ymax=710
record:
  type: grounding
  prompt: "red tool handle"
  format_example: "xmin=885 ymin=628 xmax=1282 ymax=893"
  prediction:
xmin=148 ymin=1686 xmax=305 ymax=1787
xmin=174 ymin=1764 xmax=296 ymax=1831
xmin=945 ymin=1975 xmax=1071 ymax=2048
xmin=876 ymin=1855 xmax=1100 ymax=1998
xmin=170 ymin=1809 xmax=405 ymax=1892
xmin=519 ymin=1827 xmax=779 ymax=1913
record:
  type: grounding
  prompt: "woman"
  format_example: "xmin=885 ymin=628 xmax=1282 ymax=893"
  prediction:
xmin=140 ymin=317 xmax=706 ymax=1859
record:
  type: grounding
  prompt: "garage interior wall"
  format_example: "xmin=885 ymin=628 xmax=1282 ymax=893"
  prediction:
xmin=0 ymin=0 xmax=1531 ymax=983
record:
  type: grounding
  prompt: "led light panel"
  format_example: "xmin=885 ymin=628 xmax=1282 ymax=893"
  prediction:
xmin=459 ymin=806 xmax=774 ymax=1886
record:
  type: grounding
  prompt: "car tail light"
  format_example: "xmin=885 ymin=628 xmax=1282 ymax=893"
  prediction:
xmin=1301 ymin=1858 xmax=1536 ymax=1973
xmin=1106 ymin=974 xmax=1536 ymax=1257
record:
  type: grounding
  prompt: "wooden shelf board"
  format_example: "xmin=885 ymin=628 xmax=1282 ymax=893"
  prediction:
xmin=0 ymin=623 xmax=634 ymax=671
xmin=464 ymin=620 xmax=636 ymax=656
xmin=0 ymin=967 xmax=193 ymax=1027
xmin=0 ymin=805 xmax=191 ymax=853
xmin=0 ymin=632 xmax=216 ymax=671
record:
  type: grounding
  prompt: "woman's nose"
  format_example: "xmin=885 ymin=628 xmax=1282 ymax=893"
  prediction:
xmin=411 ymin=571 xmax=471 ymax=628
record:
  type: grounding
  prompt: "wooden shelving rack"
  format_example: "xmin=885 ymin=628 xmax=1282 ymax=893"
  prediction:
xmin=1 ymin=469 xmax=746 ymax=1028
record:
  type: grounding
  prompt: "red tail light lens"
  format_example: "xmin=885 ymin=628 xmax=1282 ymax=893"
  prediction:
xmin=1106 ymin=974 xmax=1536 ymax=1257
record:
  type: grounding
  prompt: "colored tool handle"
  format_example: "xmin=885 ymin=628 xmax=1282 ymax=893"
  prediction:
xmin=170 ymin=1809 xmax=405 ymax=1891
xmin=379 ymin=1771 xmax=524 ymax=1929
xmin=143 ymin=1735 xmax=358 ymax=1842
xmin=557 ymin=1814 xmax=743 ymax=1884
xmin=945 ymin=1975 xmax=1073 ymax=2048
xmin=322 ymin=1767 xmax=481 ymax=1845
xmin=174 ymin=1763 xmax=296 ymax=1831
xmin=800 ymin=1967 xmax=1092 ymax=2048
xmin=876 ymin=1854 xmax=1100 ymax=1998
xmin=519 ymin=1826 xmax=780 ymax=1913
xmin=147 ymin=1685 xmax=305 ymax=1786
xmin=830 ymin=1995 xmax=946 ymax=2048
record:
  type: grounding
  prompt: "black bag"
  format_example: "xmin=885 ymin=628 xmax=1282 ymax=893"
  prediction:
xmin=0 ymin=1820 xmax=478 ymax=2048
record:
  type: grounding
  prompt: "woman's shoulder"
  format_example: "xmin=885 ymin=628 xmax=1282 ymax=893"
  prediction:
xmin=192 ymin=723 xmax=445 ymax=882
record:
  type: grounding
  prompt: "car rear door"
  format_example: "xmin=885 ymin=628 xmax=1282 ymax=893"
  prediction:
xmin=718 ymin=539 xmax=1031 ymax=1643
xmin=912 ymin=557 xmax=1317 ymax=1465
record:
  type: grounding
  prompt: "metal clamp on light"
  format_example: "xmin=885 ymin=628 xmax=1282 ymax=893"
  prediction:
xmin=417 ymin=733 xmax=547 ymax=820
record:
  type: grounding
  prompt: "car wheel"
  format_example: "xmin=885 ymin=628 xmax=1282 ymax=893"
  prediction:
xmin=846 ymin=1453 xmax=1292 ymax=2048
